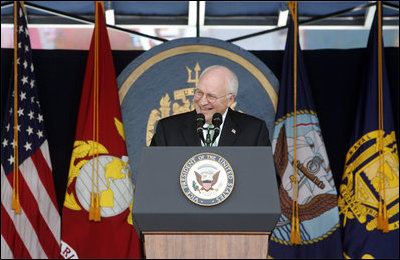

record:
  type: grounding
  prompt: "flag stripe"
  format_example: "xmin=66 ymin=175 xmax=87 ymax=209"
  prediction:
xmin=30 ymin=144 xmax=60 ymax=224
xmin=11 ymin=167 xmax=59 ymax=258
xmin=40 ymin=140 xmax=53 ymax=171
xmin=1 ymin=207 xmax=29 ymax=259
xmin=1 ymin=167 xmax=47 ymax=258
xmin=20 ymin=148 xmax=60 ymax=244
xmin=1 ymin=169 xmax=30 ymax=259
xmin=6 ymin=169 xmax=56 ymax=258
xmin=1 ymin=234 xmax=15 ymax=259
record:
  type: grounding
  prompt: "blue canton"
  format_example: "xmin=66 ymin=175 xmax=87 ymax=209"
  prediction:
xmin=1 ymin=3 xmax=46 ymax=175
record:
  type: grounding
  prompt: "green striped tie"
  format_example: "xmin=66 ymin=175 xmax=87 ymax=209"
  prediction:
xmin=201 ymin=124 xmax=217 ymax=146
xmin=209 ymin=124 xmax=216 ymax=147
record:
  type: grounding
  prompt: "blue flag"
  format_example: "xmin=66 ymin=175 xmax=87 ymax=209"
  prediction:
xmin=338 ymin=5 xmax=399 ymax=259
xmin=268 ymin=14 xmax=342 ymax=258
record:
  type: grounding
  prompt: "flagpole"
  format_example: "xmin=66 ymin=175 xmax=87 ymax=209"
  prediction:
xmin=288 ymin=1 xmax=301 ymax=245
xmin=12 ymin=0 xmax=21 ymax=214
xmin=89 ymin=1 xmax=97 ymax=221
xmin=89 ymin=1 xmax=103 ymax=222
xmin=95 ymin=1 xmax=103 ymax=222
xmin=376 ymin=1 xmax=389 ymax=233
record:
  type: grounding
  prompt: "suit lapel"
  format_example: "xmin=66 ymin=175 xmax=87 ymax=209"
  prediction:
xmin=219 ymin=109 xmax=239 ymax=146
xmin=182 ymin=110 xmax=202 ymax=146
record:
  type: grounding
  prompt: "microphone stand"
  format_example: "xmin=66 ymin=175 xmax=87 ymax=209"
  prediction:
xmin=205 ymin=127 xmax=212 ymax=147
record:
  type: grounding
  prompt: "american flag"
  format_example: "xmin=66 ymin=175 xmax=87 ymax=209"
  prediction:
xmin=1 ymin=2 xmax=61 ymax=258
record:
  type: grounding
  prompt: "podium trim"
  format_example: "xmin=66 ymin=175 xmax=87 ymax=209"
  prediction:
xmin=143 ymin=231 xmax=271 ymax=235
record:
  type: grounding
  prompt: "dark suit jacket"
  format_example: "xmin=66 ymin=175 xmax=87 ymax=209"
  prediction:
xmin=150 ymin=108 xmax=270 ymax=146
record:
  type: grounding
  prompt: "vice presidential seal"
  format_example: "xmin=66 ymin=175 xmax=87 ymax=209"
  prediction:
xmin=180 ymin=153 xmax=234 ymax=206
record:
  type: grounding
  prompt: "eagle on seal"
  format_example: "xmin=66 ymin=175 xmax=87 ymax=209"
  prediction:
xmin=195 ymin=171 xmax=220 ymax=191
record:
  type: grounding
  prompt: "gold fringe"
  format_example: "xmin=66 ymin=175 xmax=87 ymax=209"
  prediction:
xmin=89 ymin=191 xmax=95 ymax=221
xmin=376 ymin=2 xmax=389 ymax=234
xmin=88 ymin=1 xmax=103 ymax=224
xmin=11 ymin=193 xmax=21 ymax=214
xmin=289 ymin=0 xmax=301 ymax=246
xmin=290 ymin=216 xmax=301 ymax=245
xmin=94 ymin=192 xmax=101 ymax=222
xmin=377 ymin=201 xmax=389 ymax=233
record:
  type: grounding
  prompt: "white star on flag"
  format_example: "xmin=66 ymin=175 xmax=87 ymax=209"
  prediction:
xmin=1 ymin=2 xmax=61 ymax=258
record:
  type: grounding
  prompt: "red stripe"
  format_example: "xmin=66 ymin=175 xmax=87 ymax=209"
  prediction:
xmin=1 ymin=204 xmax=32 ymax=258
xmin=6 ymin=167 xmax=60 ymax=258
xmin=31 ymin=147 xmax=59 ymax=210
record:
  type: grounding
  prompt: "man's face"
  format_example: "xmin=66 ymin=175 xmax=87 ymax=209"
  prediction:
xmin=193 ymin=69 xmax=235 ymax=124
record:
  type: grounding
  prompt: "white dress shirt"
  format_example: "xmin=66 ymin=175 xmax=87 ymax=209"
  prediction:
xmin=201 ymin=109 xmax=228 ymax=146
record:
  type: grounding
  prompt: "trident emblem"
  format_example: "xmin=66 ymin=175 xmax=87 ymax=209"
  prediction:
xmin=186 ymin=62 xmax=201 ymax=87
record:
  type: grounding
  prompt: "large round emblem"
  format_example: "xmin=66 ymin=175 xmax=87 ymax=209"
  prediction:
xmin=180 ymin=153 xmax=234 ymax=206
xmin=117 ymin=37 xmax=279 ymax=185
xmin=75 ymin=155 xmax=133 ymax=217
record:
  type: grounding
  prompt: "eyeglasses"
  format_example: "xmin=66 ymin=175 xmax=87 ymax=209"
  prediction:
xmin=193 ymin=89 xmax=232 ymax=103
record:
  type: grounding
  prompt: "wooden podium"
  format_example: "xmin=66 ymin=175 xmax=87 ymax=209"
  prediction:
xmin=143 ymin=232 xmax=270 ymax=259
xmin=134 ymin=147 xmax=280 ymax=259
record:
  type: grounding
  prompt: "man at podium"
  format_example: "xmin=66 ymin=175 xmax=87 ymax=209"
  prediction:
xmin=150 ymin=65 xmax=270 ymax=147
xmin=142 ymin=65 xmax=278 ymax=259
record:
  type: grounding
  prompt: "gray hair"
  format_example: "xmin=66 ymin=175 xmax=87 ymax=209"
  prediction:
xmin=199 ymin=65 xmax=238 ymax=95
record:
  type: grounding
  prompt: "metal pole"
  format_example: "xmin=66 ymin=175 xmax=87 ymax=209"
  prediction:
xmin=227 ymin=2 xmax=377 ymax=43
xmin=1 ymin=1 xmax=168 ymax=43
xmin=196 ymin=1 xmax=200 ymax=37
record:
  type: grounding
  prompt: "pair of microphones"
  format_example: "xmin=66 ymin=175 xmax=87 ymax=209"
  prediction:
xmin=196 ymin=113 xmax=222 ymax=147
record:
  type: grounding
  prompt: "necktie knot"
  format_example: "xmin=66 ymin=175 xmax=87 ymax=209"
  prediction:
xmin=201 ymin=124 xmax=216 ymax=147
xmin=208 ymin=124 xmax=216 ymax=146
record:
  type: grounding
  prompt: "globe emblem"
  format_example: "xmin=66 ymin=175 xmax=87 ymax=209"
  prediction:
xmin=75 ymin=155 xmax=133 ymax=217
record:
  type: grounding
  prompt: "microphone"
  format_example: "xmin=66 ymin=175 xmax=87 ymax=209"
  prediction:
xmin=211 ymin=113 xmax=222 ymax=145
xmin=195 ymin=113 xmax=205 ymax=144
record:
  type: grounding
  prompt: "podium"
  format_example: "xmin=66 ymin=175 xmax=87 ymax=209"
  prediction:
xmin=133 ymin=147 xmax=280 ymax=259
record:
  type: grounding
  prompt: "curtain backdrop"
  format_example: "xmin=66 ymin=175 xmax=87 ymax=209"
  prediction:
xmin=1 ymin=48 xmax=398 ymax=212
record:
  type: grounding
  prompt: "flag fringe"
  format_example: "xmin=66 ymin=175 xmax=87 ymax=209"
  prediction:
xmin=377 ymin=202 xmax=389 ymax=233
xmin=376 ymin=1 xmax=389 ymax=235
xmin=290 ymin=216 xmax=301 ymax=245
xmin=11 ymin=193 xmax=21 ymax=214
xmin=94 ymin=192 xmax=101 ymax=222
xmin=89 ymin=191 xmax=95 ymax=221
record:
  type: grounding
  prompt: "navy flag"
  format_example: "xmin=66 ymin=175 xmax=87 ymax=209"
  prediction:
xmin=268 ymin=3 xmax=342 ymax=258
xmin=338 ymin=3 xmax=399 ymax=258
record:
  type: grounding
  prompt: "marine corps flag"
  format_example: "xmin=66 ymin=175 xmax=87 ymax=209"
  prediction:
xmin=268 ymin=2 xmax=342 ymax=258
xmin=60 ymin=2 xmax=142 ymax=258
xmin=338 ymin=2 xmax=399 ymax=258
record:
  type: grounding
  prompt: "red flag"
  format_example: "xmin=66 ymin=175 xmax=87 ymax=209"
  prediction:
xmin=60 ymin=2 xmax=142 ymax=258
xmin=1 ymin=2 xmax=61 ymax=258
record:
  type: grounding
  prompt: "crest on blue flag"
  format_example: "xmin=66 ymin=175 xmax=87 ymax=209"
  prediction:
xmin=268 ymin=10 xmax=342 ymax=258
xmin=272 ymin=112 xmax=340 ymax=241
xmin=338 ymin=4 xmax=399 ymax=258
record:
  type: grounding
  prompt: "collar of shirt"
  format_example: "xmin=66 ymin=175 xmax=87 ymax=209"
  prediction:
xmin=202 ymin=108 xmax=228 ymax=146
